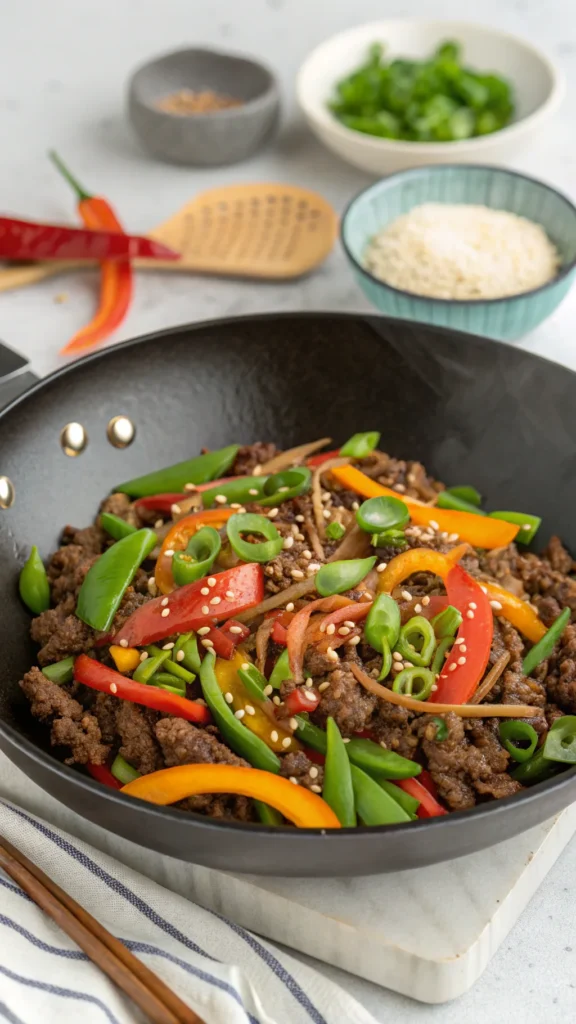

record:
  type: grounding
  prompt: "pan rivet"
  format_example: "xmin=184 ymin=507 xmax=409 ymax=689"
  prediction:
xmin=107 ymin=415 xmax=135 ymax=449
xmin=60 ymin=422 xmax=88 ymax=457
xmin=0 ymin=476 xmax=15 ymax=509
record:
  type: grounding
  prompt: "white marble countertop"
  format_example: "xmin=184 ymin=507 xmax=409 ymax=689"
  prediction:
xmin=1 ymin=0 xmax=576 ymax=1019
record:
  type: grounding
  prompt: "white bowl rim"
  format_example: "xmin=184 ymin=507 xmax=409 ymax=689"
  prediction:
xmin=341 ymin=164 xmax=576 ymax=307
xmin=297 ymin=19 xmax=566 ymax=153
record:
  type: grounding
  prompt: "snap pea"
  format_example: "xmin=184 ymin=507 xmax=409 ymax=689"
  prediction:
xmin=392 ymin=667 xmax=435 ymax=700
xmin=365 ymin=593 xmax=401 ymax=653
xmin=100 ymin=513 xmax=138 ymax=540
xmin=379 ymin=779 xmax=420 ymax=816
xmin=350 ymin=765 xmax=411 ymax=825
xmin=522 ymin=607 xmax=570 ymax=677
xmin=42 ymin=657 xmax=75 ymax=686
xmin=269 ymin=647 xmax=292 ymax=690
xmin=356 ymin=496 xmax=409 ymax=535
xmin=19 ymin=546 xmax=50 ymax=615
xmin=258 ymin=467 xmax=312 ymax=507
xmin=340 ymin=432 xmax=380 ymax=458
xmin=110 ymin=754 xmax=141 ymax=785
xmin=76 ymin=528 xmax=157 ymax=632
xmin=238 ymin=663 xmax=268 ymax=702
xmin=294 ymin=716 xmax=421 ymax=779
xmin=490 ymin=511 xmax=541 ymax=545
xmin=395 ymin=616 xmax=436 ymax=667
xmin=200 ymin=650 xmax=281 ymax=773
xmin=323 ymin=718 xmax=356 ymax=827
xmin=446 ymin=485 xmax=482 ymax=507
xmin=430 ymin=605 xmax=462 ymax=638
xmin=543 ymin=715 xmax=576 ymax=764
xmin=431 ymin=637 xmax=453 ymax=675
xmin=201 ymin=475 xmax=268 ymax=508
xmin=172 ymin=526 xmax=221 ymax=586
xmin=133 ymin=649 xmax=170 ymax=684
xmin=437 ymin=492 xmax=484 ymax=515
xmin=378 ymin=638 xmax=392 ymax=681
xmin=173 ymin=632 xmax=202 ymax=675
xmin=511 ymin=747 xmax=563 ymax=785
xmin=226 ymin=513 xmax=283 ymax=563
xmin=116 ymin=445 xmax=240 ymax=498
xmin=315 ymin=556 xmax=377 ymax=597
xmin=254 ymin=800 xmax=284 ymax=826
xmin=325 ymin=521 xmax=346 ymax=541
xmin=498 ymin=720 xmax=538 ymax=763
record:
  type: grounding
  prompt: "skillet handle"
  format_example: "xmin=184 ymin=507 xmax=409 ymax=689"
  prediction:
xmin=0 ymin=340 xmax=38 ymax=411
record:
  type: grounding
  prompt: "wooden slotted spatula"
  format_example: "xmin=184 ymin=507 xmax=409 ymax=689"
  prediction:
xmin=0 ymin=183 xmax=338 ymax=292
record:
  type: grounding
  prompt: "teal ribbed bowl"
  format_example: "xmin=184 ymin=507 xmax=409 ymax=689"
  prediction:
xmin=341 ymin=165 xmax=576 ymax=340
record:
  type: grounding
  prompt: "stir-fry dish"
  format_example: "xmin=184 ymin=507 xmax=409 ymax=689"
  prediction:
xmin=18 ymin=435 xmax=576 ymax=829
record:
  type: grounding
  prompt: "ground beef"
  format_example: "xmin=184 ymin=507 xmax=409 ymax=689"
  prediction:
xmin=357 ymin=452 xmax=444 ymax=502
xmin=489 ymin=619 xmax=546 ymax=715
xmin=481 ymin=540 xmax=576 ymax=616
xmin=19 ymin=668 xmax=109 ymax=765
xmin=155 ymin=717 xmax=254 ymax=821
xmin=61 ymin=523 xmax=107 ymax=557
xmin=47 ymin=545 xmax=98 ymax=604
xmin=544 ymin=621 xmax=576 ymax=713
xmin=99 ymin=492 xmax=142 ymax=528
xmin=93 ymin=693 xmax=119 ymax=744
xmin=116 ymin=702 xmax=164 ymax=775
xmin=279 ymin=750 xmax=324 ymax=791
xmin=32 ymin=607 xmax=95 ymax=665
xmin=232 ymin=442 xmax=277 ymax=476
xmin=312 ymin=663 xmax=377 ymax=735
xmin=543 ymin=535 xmax=575 ymax=574
xmin=372 ymin=702 xmax=419 ymax=760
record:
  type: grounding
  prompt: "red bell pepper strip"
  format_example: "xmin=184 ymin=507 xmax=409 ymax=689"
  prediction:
xmin=133 ymin=478 xmax=239 ymax=514
xmin=74 ymin=654 xmax=210 ymax=724
xmin=205 ymin=620 xmax=251 ymax=659
xmin=306 ymin=448 xmax=342 ymax=468
xmin=0 ymin=217 xmax=180 ymax=262
xmin=114 ymin=563 xmax=264 ymax=648
xmin=428 ymin=564 xmax=493 ymax=705
xmin=395 ymin=774 xmax=447 ymax=818
xmin=220 ymin=619 xmax=251 ymax=646
xmin=284 ymin=687 xmax=320 ymax=716
xmin=86 ymin=762 xmax=123 ymax=789
xmin=269 ymin=610 xmax=294 ymax=646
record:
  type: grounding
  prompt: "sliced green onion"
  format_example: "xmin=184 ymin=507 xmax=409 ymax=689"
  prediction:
xmin=437 ymin=491 xmax=485 ymax=515
xmin=543 ymin=715 xmax=576 ymax=764
xmin=365 ymin=593 xmax=401 ymax=653
xmin=431 ymin=716 xmax=448 ymax=741
xmin=430 ymin=604 xmax=463 ymax=638
xmin=446 ymin=485 xmax=482 ymax=507
xmin=431 ymin=637 xmax=453 ymax=675
xmin=226 ymin=512 xmax=283 ymax=563
xmin=371 ymin=528 xmax=408 ymax=549
xmin=110 ymin=754 xmax=141 ymax=785
xmin=392 ymin=666 xmax=435 ymax=700
xmin=133 ymin=648 xmax=170 ymax=684
xmin=340 ymin=431 xmax=380 ymax=458
xmin=238 ymin=663 xmax=268 ymax=702
xmin=325 ymin=521 xmax=346 ymax=541
xmin=100 ymin=513 xmax=138 ymax=540
xmin=315 ymin=556 xmax=376 ymax=597
xmin=42 ymin=656 xmax=75 ymax=686
xmin=356 ymin=496 xmax=409 ymax=534
xmin=378 ymin=637 xmax=392 ymax=681
xmin=258 ymin=467 xmax=312 ymax=506
xmin=499 ymin=720 xmax=538 ymax=763
xmin=490 ymin=511 xmax=541 ymax=545
xmin=395 ymin=616 xmax=436 ymax=667
xmin=172 ymin=526 xmax=221 ymax=586
xmin=522 ymin=607 xmax=570 ymax=677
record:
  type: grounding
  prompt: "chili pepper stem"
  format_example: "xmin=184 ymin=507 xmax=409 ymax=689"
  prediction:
xmin=49 ymin=149 xmax=92 ymax=202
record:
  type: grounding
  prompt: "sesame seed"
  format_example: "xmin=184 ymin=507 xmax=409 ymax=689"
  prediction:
xmin=414 ymin=603 xmax=422 ymax=614
xmin=431 ymin=684 xmax=438 ymax=692
xmin=304 ymin=690 xmax=316 ymax=701
xmin=321 ymin=491 xmax=331 ymax=502
xmin=272 ymin=696 xmax=281 ymax=706
xmin=161 ymin=608 xmax=170 ymax=618
xmin=326 ymin=623 xmax=336 ymax=635
xmin=309 ymin=766 xmax=319 ymax=781
xmin=171 ymin=504 xmax=181 ymax=515
xmin=291 ymin=524 xmax=299 ymax=536
xmin=230 ymin=503 xmax=242 ymax=509
xmin=184 ymin=483 xmax=196 ymax=492
xmin=139 ymin=651 xmax=148 ymax=662
xmin=305 ymin=677 xmax=313 ymax=686
xmin=268 ymin=508 xmax=279 ymax=518
xmin=264 ymin=685 xmax=273 ymax=696
xmin=468 ymin=602 xmax=477 ymax=610
xmin=302 ymin=550 xmax=312 ymax=560
xmin=200 ymin=587 xmax=210 ymax=595
xmin=343 ymin=738 xmax=350 ymax=744
xmin=201 ymin=605 xmax=210 ymax=615
xmin=351 ymin=501 xmax=360 ymax=511
xmin=154 ymin=519 xmax=164 ymax=529
xmin=522 ymin=523 xmax=531 ymax=531
xmin=291 ymin=569 xmax=305 ymax=579
xmin=326 ymin=647 xmax=339 ymax=662
xmin=295 ymin=532 xmax=306 ymax=542
xmin=161 ymin=597 xmax=169 ymax=607
xmin=318 ymin=681 xmax=330 ymax=692
xmin=225 ymin=590 xmax=235 ymax=599
xmin=466 ymin=610 xmax=475 ymax=619
xmin=162 ymin=642 xmax=175 ymax=650
xmin=392 ymin=652 xmax=403 ymax=662
xmin=110 ymin=682 xmax=118 ymax=694
xmin=460 ymin=645 xmax=467 ymax=653
xmin=394 ymin=483 xmax=406 ymax=493
xmin=392 ymin=662 xmax=403 ymax=673
xmin=311 ymin=784 xmax=322 ymax=793
xmin=197 ymin=626 xmax=211 ymax=635
xmin=455 ymin=637 xmax=465 ymax=645
xmin=457 ymin=656 xmax=467 ymax=665
xmin=440 ymin=532 xmax=449 ymax=541
xmin=207 ymin=577 xmax=217 ymax=587
xmin=248 ymin=488 xmax=259 ymax=496
xmin=322 ymin=509 xmax=331 ymax=519
xmin=176 ymin=650 xmax=185 ymax=662
xmin=235 ymin=709 xmax=245 ymax=720
xmin=201 ymin=638 xmax=214 ymax=648
xmin=229 ymin=626 xmax=243 ymax=634
xmin=289 ymin=776 xmax=298 ymax=784
xmin=283 ymin=738 xmax=292 ymax=749
xmin=448 ymin=533 xmax=460 ymax=543
xmin=285 ymin=602 xmax=295 ymax=612
xmin=422 ymin=595 xmax=430 ymax=606
xmin=449 ymin=663 xmax=457 ymax=672
xmin=283 ymin=536 xmax=295 ymax=550
xmin=308 ymin=562 xmax=321 ymax=572
xmin=401 ymin=590 xmax=412 ymax=602
xmin=490 ymin=600 xmax=503 ymax=611
xmin=241 ymin=662 xmax=250 ymax=670
xmin=237 ymin=507 xmax=247 ymax=514
xmin=480 ymin=585 xmax=488 ymax=594
xmin=348 ymin=636 xmax=361 ymax=646
xmin=164 ymin=549 xmax=175 ymax=558
xmin=214 ymin=494 xmax=227 ymax=504
xmin=319 ymin=623 xmax=326 ymax=633
xmin=265 ymin=567 xmax=274 ymax=576
xmin=119 ymin=638 xmax=129 ymax=648
xmin=245 ymin=705 xmax=256 ymax=716
xmin=278 ymin=486 xmax=290 ymax=493
xmin=429 ymin=519 xmax=439 ymax=531
xmin=402 ymin=661 xmax=412 ymax=670
xmin=338 ymin=626 xmax=351 ymax=636
xmin=295 ymin=515 xmax=305 ymax=522
xmin=289 ymin=717 xmax=298 ymax=730
xmin=210 ymin=596 xmax=221 ymax=605
xmin=225 ymin=692 xmax=234 ymax=704
xmin=147 ymin=576 xmax=158 ymax=595
xmin=271 ymin=730 xmax=279 ymax=742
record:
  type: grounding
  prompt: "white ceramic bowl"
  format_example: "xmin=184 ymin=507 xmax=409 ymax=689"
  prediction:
xmin=297 ymin=20 xmax=565 ymax=175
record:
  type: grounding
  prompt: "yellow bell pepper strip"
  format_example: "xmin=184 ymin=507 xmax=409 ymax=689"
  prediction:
xmin=329 ymin=465 xmax=519 ymax=549
xmin=213 ymin=651 xmax=300 ymax=755
xmin=378 ymin=546 xmax=546 ymax=643
xmin=121 ymin=764 xmax=341 ymax=829
xmin=109 ymin=645 xmax=140 ymax=674
xmin=156 ymin=508 xmax=235 ymax=594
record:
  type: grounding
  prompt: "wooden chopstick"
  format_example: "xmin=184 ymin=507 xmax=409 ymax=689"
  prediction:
xmin=0 ymin=835 xmax=205 ymax=1024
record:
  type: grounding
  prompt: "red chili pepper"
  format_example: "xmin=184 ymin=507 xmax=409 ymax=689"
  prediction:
xmin=86 ymin=762 xmax=123 ymax=789
xmin=284 ymin=687 xmax=320 ymax=716
xmin=113 ymin=563 xmax=264 ymax=648
xmin=0 ymin=216 xmax=179 ymax=263
xmin=270 ymin=610 xmax=294 ymax=646
xmin=395 ymin=775 xmax=447 ymax=818
xmin=303 ymin=746 xmax=326 ymax=766
xmin=428 ymin=564 xmax=493 ymax=705
xmin=306 ymin=448 xmax=342 ymax=467
xmin=50 ymin=151 xmax=133 ymax=356
xmin=74 ymin=654 xmax=210 ymax=724
xmin=206 ymin=619 xmax=251 ymax=659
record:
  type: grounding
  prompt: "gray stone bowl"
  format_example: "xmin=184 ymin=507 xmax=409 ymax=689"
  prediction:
xmin=127 ymin=48 xmax=280 ymax=166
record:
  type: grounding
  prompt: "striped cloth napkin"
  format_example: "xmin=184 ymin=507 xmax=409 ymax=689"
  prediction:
xmin=0 ymin=798 xmax=377 ymax=1024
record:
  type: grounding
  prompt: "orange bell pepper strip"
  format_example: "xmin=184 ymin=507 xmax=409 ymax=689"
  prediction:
xmin=121 ymin=764 xmax=341 ymax=829
xmin=329 ymin=465 xmax=519 ymax=550
xmin=213 ymin=651 xmax=300 ymax=755
xmin=378 ymin=547 xmax=546 ymax=643
xmin=155 ymin=508 xmax=235 ymax=594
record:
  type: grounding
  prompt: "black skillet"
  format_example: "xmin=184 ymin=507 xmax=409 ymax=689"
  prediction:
xmin=0 ymin=312 xmax=575 ymax=877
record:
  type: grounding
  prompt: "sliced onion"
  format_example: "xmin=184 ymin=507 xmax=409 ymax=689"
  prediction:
xmin=469 ymin=652 xmax=510 ymax=704
xmin=257 ymin=438 xmax=333 ymax=474
xmin=287 ymin=595 xmax=353 ymax=683
xmin=349 ymin=662 xmax=539 ymax=718
xmin=302 ymin=508 xmax=325 ymax=561
xmin=255 ymin=615 xmax=275 ymax=674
